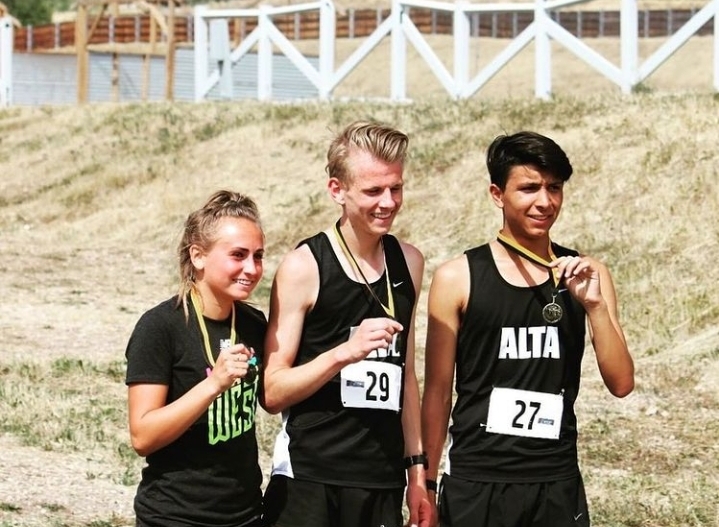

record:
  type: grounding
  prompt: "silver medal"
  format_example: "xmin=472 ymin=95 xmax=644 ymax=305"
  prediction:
xmin=542 ymin=302 xmax=563 ymax=324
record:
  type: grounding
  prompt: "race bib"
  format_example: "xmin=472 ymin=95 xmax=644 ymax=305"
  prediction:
xmin=486 ymin=387 xmax=564 ymax=440
xmin=341 ymin=360 xmax=402 ymax=411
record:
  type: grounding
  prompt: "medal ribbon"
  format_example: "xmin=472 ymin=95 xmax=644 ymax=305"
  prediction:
xmin=496 ymin=231 xmax=562 ymax=295
xmin=190 ymin=288 xmax=236 ymax=368
xmin=333 ymin=220 xmax=395 ymax=319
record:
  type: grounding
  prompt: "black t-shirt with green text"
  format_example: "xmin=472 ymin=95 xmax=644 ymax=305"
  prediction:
xmin=125 ymin=296 xmax=266 ymax=527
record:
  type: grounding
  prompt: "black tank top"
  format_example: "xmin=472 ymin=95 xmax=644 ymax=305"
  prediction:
xmin=447 ymin=243 xmax=586 ymax=483
xmin=280 ymin=232 xmax=415 ymax=488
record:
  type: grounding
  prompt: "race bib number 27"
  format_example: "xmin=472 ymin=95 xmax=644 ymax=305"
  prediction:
xmin=486 ymin=387 xmax=564 ymax=440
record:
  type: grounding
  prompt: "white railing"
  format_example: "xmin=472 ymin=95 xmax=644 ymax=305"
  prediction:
xmin=392 ymin=0 xmax=719 ymax=98
xmin=194 ymin=1 xmax=336 ymax=101
xmin=1 ymin=17 xmax=13 ymax=107
xmin=194 ymin=0 xmax=719 ymax=101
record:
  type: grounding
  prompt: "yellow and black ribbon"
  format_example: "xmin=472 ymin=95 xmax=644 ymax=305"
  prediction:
xmin=333 ymin=220 xmax=395 ymax=319
xmin=190 ymin=288 xmax=236 ymax=368
xmin=496 ymin=231 xmax=561 ymax=294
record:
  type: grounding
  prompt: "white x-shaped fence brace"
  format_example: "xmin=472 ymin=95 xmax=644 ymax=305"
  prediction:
xmin=194 ymin=0 xmax=719 ymax=101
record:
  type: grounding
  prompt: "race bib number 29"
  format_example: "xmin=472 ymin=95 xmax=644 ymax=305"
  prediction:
xmin=486 ymin=387 xmax=564 ymax=440
xmin=341 ymin=361 xmax=402 ymax=412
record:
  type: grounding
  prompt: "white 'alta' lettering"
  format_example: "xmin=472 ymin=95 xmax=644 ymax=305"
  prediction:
xmin=366 ymin=333 xmax=401 ymax=358
xmin=366 ymin=344 xmax=400 ymax=358
xmin=498 ymin=326 xmax=560 ymax=359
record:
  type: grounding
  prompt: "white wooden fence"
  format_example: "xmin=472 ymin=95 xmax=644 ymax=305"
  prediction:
xmin=3 ymin=1 xmax=719 ymax=106
xmin=1 ymin=17 xmax=13 ymax=106
xmin=194 ymin=0 xmax=719 ymax=101
xmin=194 ymin=1 xmax=336 ymax=101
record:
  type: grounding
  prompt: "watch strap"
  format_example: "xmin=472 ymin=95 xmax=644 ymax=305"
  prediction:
xmin=403 ymin=452 xmax=428 ymax=469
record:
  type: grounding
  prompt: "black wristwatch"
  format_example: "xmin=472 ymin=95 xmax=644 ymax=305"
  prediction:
xmin=403 ymin=452 xmax=429 ymax=470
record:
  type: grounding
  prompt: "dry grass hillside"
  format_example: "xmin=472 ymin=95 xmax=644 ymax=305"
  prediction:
xmin=1 ymin=32 xmax=719 ymax=527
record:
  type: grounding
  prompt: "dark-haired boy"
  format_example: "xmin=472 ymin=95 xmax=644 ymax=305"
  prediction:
xmin=422 ymin=131 xmax=634 ymax=527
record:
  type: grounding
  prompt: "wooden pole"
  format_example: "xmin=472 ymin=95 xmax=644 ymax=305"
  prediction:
xmin=87 ymin=3 xmax=108 ymax=42
xmin=76 ymin=3 xmax=89 ymax=103
xmin=165 ymin=0 xmax=176 ymax=101
xmin=233 ymin=18 xmax=241 ymax=47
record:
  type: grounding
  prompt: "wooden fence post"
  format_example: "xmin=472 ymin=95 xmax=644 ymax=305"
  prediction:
xmin=76 ymin=4 xmax=88 ymax=103
xmin=166 ymin=0 xmax=175 ymax=101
